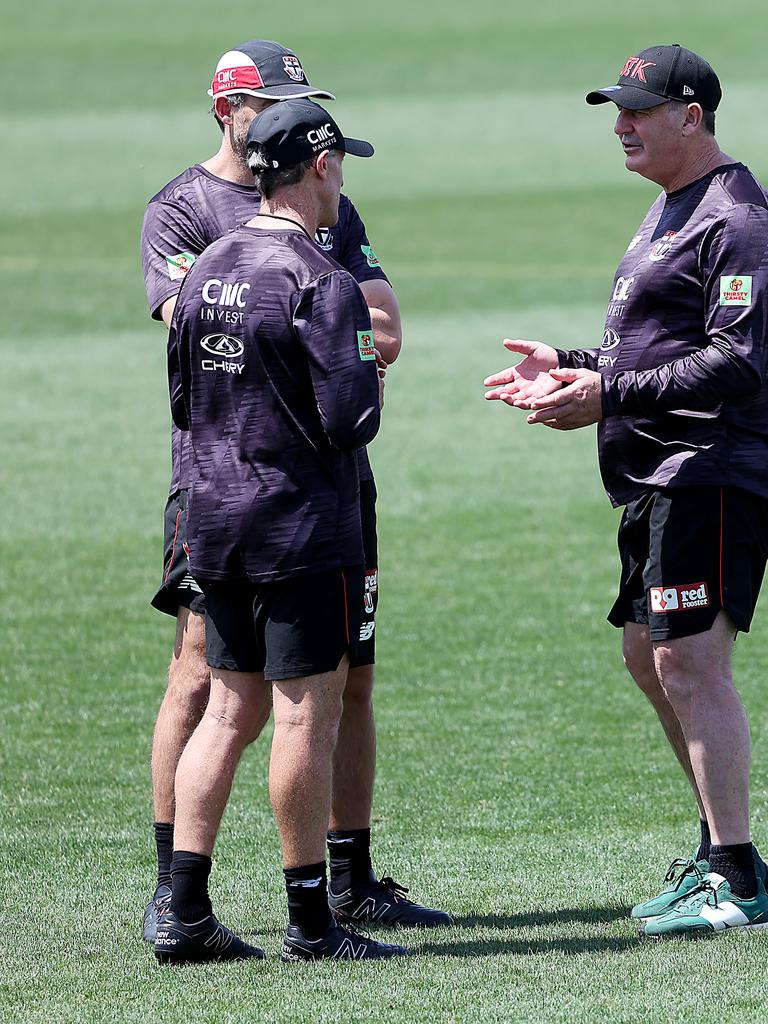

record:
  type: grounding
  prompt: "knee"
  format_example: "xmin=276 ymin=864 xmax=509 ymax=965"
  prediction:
xmin=623 ymin=637 xmax=664 ymax=703
xmin=653 ymin=646 xmax=713 ymax=707
xmin=241 ymin=695 xmax=272 ymax=746
xmin=277 ymin=703 xmax=343 ymax=751
xmin=167 ymin=646 xmax=210 ymax=711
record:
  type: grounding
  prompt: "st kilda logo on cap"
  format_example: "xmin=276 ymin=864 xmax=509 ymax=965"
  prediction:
xmin=282 ymin=55 xmax=306 ymax=83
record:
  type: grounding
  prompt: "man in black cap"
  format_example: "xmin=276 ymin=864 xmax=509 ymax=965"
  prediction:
xmin=141 ymin=42 xmax=447 ymax=941
xmin=156 ymin=100 xmax=408 ymax=963
xmin=485 ymin=45 xmax=768 ymax=937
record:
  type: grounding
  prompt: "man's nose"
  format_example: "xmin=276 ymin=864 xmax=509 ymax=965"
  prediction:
xmin=614 ymin=109 xmax=633 ymax=136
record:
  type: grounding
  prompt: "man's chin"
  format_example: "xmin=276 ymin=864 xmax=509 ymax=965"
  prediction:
xmin=623 ymin=151 xmax=646 ymax=174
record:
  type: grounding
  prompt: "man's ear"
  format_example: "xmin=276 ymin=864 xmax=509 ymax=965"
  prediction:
xmin=313 ymin=149 xmax=331 ymax=178
xmin=214 ymin=96 xmax=235 ymax=125
xmin=682 ymin=102 xmax=703 ymax=136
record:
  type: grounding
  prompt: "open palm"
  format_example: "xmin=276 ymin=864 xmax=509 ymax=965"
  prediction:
xmin=484 ymin=339 xmax=561 ymax=407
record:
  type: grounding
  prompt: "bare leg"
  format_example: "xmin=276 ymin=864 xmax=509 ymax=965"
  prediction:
xmin=653 ymin=611 xmax=750 ymax=845
xmin=270 ymin=657 xmax=349 ymax=867
xmin=623 ymin=622 xmax=707 ymax=820
xmin=173 ymin=668 xmax=272 ymax=856
xmin=151 ymin=609 xmax=210 ymax=823
xmin=330 ymin=664 xmax=376 ymax=830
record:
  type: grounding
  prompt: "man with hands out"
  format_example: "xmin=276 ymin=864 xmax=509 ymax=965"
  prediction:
xmin=485 ymin=44 xmax=768 ymax=938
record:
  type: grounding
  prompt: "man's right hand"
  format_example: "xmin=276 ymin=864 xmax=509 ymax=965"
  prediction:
xmin=484 ymin=339 xmax=561 ymax=407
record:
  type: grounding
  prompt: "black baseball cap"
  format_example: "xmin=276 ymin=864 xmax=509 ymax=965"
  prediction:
xmin=208 ymin=40 xmax=335 ymax=101
xmin=586 ymin=44 xmax=721 ymax=111
xmin=247 ymin=99 xmax=374 ymax=170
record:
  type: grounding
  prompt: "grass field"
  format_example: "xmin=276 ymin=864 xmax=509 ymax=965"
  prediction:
xmin=3 ymin=2 xmax=768 ymax=1021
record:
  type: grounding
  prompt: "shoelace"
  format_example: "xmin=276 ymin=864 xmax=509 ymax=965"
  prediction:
xmin=677 ymin=877 xmax=720 ymax=911
xmin=378 ymin=876 xmax=411 ymax=903
xmin=331 ymin=910 xmax=372 ymax=940
xmin=663 ymin=858 xmax=707 ymax=891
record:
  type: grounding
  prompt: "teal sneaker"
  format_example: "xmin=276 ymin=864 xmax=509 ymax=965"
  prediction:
xmin=631 ymin=858 xmax=708 ymax=921
xmin=641 ymin=872 xmax=768 ymax=937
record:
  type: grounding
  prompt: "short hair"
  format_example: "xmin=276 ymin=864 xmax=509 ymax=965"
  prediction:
xmin=246 ymin=142 xmax=318 ymax=199
xmin=670 ymin=100 xmax=716 ymax=137
xmin=211 ymin=92 xmax=247 ymax=133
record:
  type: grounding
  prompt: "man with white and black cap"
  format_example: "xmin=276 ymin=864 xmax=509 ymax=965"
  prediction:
xmin=156 ymin=99 xmax=409 ymax=962
xmin=141 ymin=41 xmax=446 ymax=943
xmin=485 ymin=44 xmax=768 ymax=937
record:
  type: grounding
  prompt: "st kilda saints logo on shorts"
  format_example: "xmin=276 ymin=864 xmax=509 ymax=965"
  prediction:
xmin=282 ymin=55 xmax=306 ymax=82
xmin=200 ymin=334 xmax=245 ymax=375
xmin=315 ymin=227 xmax=334 ymax=251
xmin=648 ymin=231 xmax=678 ymax=263
xmin=649 ymin=582 xmax=710 ymax=613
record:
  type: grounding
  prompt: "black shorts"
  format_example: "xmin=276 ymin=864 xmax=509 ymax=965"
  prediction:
xmin=202 ymin=566 xmax=365 ymax=680
xmin=353 ymin=478 xmax=378 ymax=668
xmin=151 ymin=483 xmax=380 ymax=665
xmin=150 ymin=490 xmax=205 ymax=617
xmin=608 ymin=486 xmax=768 ymax=641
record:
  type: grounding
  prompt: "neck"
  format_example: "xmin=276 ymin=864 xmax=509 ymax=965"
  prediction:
xmin=200 ymin=136 xmax=254 ymax=186
xmin=662 ymin=144 xmax=733 ymax=194
xmin=251 ymin=196 xmax=320 ymax=238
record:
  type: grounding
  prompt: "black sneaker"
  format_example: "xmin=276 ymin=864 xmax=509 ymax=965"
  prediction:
xmin=142 ymin=884 xmax=171 ymax=943
xmin=155 ymin=910 xmax=265 ymax=964
xmin=281 ymin=920 xmax=408 ymax=962
xmin=329 ymin=874 xmax=452 ymax=928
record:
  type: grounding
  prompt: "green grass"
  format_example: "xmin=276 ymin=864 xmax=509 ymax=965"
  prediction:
xmin=3 ymin=1 xmax=768 ymax=1021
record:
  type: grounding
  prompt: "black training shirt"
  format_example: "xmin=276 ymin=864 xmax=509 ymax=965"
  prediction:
xmin=168 ymin=226 xmax=381 ymax=582
xmin=558 ymin=163 xmax=768 ymax=506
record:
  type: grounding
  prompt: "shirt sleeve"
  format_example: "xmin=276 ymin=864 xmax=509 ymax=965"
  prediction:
xmin=555 ymin=347 xmax=599 ymax=371
xmin=336 ymin=199 xmax=390 ymax=286
xmin=167 ymin=308 xmax=189 ymax=431
xmin=602 ymin=203 xmax=768 ymax=417
xmin=292 ymin=271 xmax=381 ymax=451
xmin=141 ymin=196 xmax=208 ymax=321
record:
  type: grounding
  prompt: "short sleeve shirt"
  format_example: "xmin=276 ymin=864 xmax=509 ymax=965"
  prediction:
xmin=141 ymin=165 xmax=389 ymax=491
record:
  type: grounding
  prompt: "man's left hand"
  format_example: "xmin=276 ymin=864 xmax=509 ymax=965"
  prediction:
xmin=526 ymin=368 xmax=603 ymax=430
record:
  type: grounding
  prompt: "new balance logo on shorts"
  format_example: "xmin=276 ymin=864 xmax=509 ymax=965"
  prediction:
xmin=649 ymin=582 xmax=710 ymax=612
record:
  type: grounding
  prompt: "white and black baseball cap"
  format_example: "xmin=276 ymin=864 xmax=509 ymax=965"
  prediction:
xmin=247 ymin=99 xmax=373 ymax=170
xmin=586 ymin=44 xmax=722 ymax=111
xmin=208 ymin=40 xmax=336 ymax=101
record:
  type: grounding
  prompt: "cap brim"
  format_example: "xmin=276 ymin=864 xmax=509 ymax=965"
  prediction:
xmin=586 ymin=85 xmax=668 ymax=110
xmin=207 ymin=85 xmax=336 ymax=100
xmin=342 ymin=137 xmax=374 ymax=158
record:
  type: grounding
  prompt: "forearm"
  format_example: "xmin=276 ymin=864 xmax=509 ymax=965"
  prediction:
xmin=359 ymin=280 xmax=402 ymax=364
xmin=602 ymin=340 xmax=762 ymax=417
xmin=368 ymin=305 xmax=402 ymax=364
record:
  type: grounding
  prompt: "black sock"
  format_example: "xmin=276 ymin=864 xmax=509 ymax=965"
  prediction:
xmin=327 ymin=828 xmax=373 ymax=892
xmin=170 ymin=850 xmax=213 ymax=923
xmin=708 ymin=842 xmax=757 ymax=899
xmin=696 ymin=819 xmax=711 ymax=863
xmin=284 ymin=862 xmax=332 ymax=940
xmin=154 ymin=821 xmax=174 ymax=890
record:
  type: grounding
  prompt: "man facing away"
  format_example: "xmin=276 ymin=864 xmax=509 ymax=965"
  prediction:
xmin=485 ymin=44 xmax=768 ymax=937
xmin=140 ymin=39 xmax=448 ymax=941
xmin=157 ymin=99 xmax=409 ymax=962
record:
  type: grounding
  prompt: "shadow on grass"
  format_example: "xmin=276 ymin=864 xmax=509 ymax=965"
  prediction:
xmin=452 ymin=904 xmax=632 ymax=929
xmin=417 ymin=933 xmax=640 ymax=957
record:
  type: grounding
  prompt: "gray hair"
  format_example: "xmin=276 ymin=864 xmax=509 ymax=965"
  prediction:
xmin=670 ymin=99 xmax=716 ymax=137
